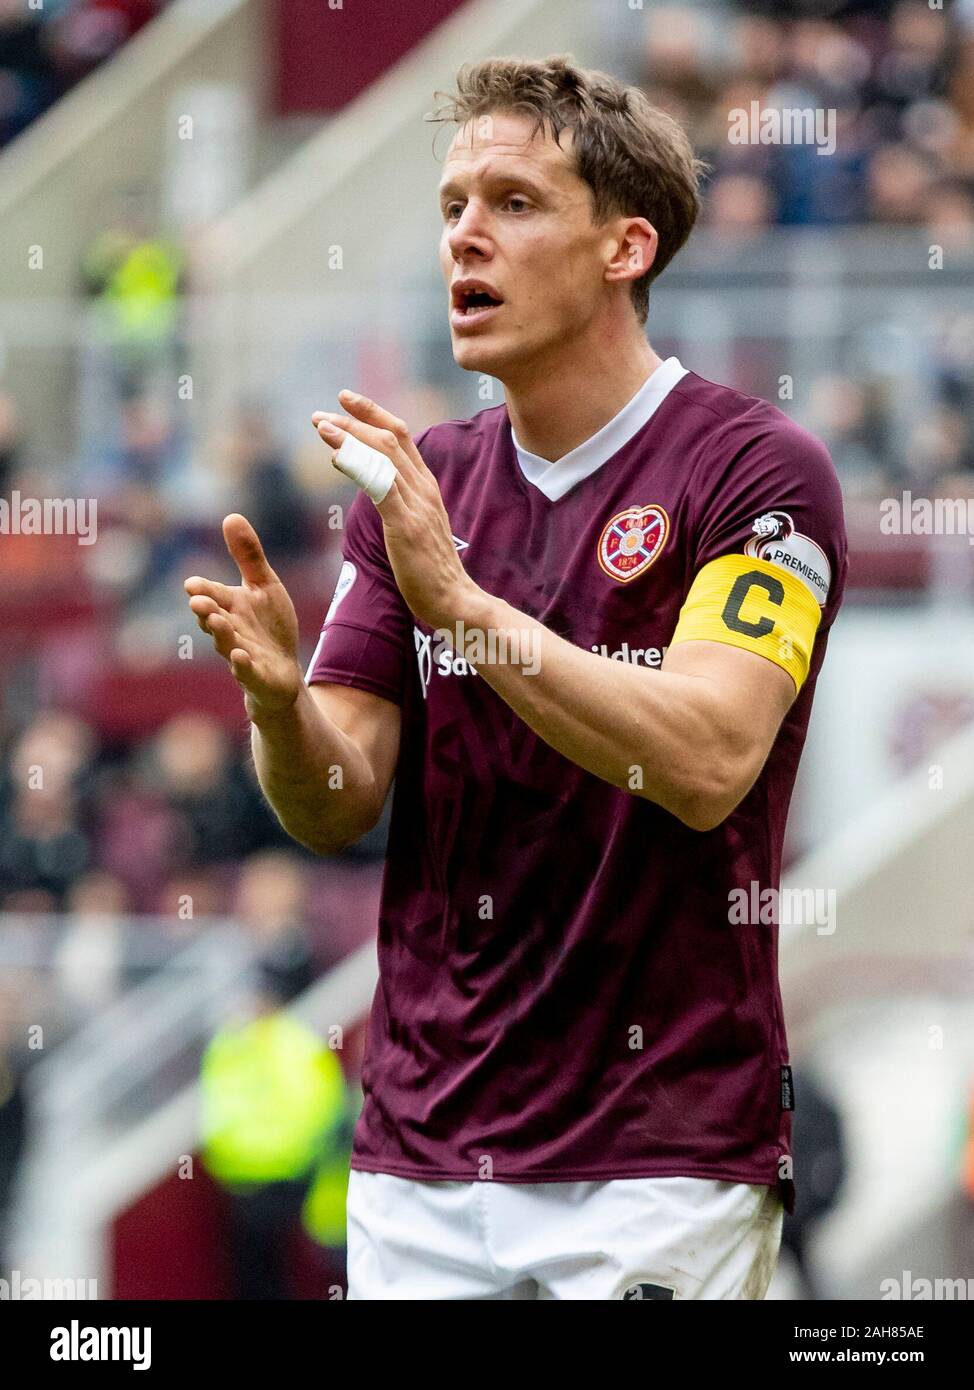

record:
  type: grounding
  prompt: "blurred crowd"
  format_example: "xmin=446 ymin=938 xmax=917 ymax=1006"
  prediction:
xmin=635 ymin=0 xmax=974 ymax=501
xmin=645 ymin=0 xmax=974 ymax=234
xmin=0 ymin=0 xmax=972 ymax=1025
xmin=0 ymin=0 xmax=166 ymax=148
xmin=0 ymin=707 xmax=382 ymax=1038
xmin=1 ymin=710 xmax=290 ymax=918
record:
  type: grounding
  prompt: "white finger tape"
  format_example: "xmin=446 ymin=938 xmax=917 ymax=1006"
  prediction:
xmin=332 ymin=432 xmax=396 ymax=504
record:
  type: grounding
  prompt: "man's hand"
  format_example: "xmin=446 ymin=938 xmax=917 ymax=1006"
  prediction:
xmin=184 ymin=515 xmax=302 ymax=720
xmin=313 ymin=390 xmax=476 ymax=630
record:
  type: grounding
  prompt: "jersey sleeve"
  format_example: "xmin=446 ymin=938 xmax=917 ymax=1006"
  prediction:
xmin=305 ymin=481 xmax=412 ymax=705
xmin=670 ymin=415 xmax=847 ymax=692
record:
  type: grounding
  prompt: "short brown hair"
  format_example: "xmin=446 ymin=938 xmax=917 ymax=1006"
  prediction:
xmin=430 ymin=54 xmax=706 ymax=323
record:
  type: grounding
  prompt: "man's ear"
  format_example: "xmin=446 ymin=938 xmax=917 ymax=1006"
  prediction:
xmin=604 ymin=216 xmax=657 ymax=288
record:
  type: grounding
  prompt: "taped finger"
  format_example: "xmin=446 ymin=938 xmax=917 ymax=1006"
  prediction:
xmin=332 ymin=431 xmax=397 ymax=504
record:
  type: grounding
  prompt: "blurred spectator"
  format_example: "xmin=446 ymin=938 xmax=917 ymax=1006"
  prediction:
xmin=48 ymin=0 xmax=161 ymax=86
xmin=154 ymin=868 xmax=224 ymax=929
xmin=732 ymin=15 xmax=788 ymax=87
xmin=0 ymin=889 xmax=58 ymax=914
xmin=0 ymin=987 xmax=27 ymax=1278
xmin=0 ymin=0 xmax=62 ymax=146
xmin=708 ymin=172 xmax=775 ymax=234
xmin=0 ymin=392 xmax=24 ymax=496
xmin=0 ymin=696 xmax=373 ymax=1003
xmin=142 ymin=713 xmax=266 ymax=868
xmin=0 ymin=713 xmax=96 ymax=906
xmin=220 ymin=407 xmax=312 ymax=562
xmin=643 ymin=6 xmax=722 ymax=140
xmin=869 ymin=0 xmax=950 ymax=132
xmin=923 ymin=180 xmax=974 ymax=251
xmin=0 ymin=787 xmax=90 ymax=906
xmin=108 ymin=396 xmax=178 ymax=491
xmin=806 ymin=376 xmax=889 ymax=497
xmin=0 ymin=1 xmax=167 ymax=152
xmin=3 ymin=712 xmax=96 ymax=801
xmin=903 ymin=404 xmax=973 ymax=488
xmin=958 ymin=1074 xmax=974 ymax=1278
xmin=77 ymin=185 xmax=185 ymax=481
xmin=781 ymin=1069 xmax=847 ymax=1301
xmin=199 ymin=972 xmax=347 ymax=1300
xmin=236 ymin=851 xmax=319 ymax=982
xmin=866 ymin=143 xmax=935 ymax=224
xmin=300 ymin=1087 xmax=357 ymax=1295
xmin=94 ymin=772 xmax=181 ymax=913
xmin=53 ymin=871 xmax=129 ymax=1026
xmin=80 ymin=188 xmax=184 ymax=369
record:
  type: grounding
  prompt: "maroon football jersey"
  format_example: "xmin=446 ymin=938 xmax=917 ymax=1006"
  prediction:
xmin=307 ymin=365 xmax=848 ymax=1212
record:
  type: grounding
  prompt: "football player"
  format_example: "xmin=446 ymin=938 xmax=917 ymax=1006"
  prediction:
xmin=186 ymin=56 xmax=847 ymax=1300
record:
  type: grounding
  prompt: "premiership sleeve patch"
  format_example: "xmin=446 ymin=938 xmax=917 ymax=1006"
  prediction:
xmin=670 ymin=554 xmax=822 ymax=691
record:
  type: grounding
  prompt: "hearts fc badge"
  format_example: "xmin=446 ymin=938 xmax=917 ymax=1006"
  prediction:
xmin=597 ymin=505 xmax=670 ymax=583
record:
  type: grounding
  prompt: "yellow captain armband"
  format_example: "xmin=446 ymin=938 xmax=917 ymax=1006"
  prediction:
xmin=670 ymin=554 xmax=823 ymax=692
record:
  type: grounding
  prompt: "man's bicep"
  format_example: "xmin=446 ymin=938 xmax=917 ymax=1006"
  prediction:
xmin=308 ymin=682 xmax=401 ymax=811
xmin=654 ymin=639 xmax=796 ymax=830
xmin=662 ymin=638 xmax=796 ymax=749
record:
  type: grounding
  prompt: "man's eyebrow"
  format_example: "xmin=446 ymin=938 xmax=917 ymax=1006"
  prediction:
xmin=438 ymin=164 xmax=550 ymax=204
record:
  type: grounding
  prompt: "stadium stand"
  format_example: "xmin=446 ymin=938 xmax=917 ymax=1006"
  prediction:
xmin=0 ymin=0 xmax=973 ymax=1298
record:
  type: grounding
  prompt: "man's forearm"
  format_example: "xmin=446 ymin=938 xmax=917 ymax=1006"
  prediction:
xmin=445 ymin=587 xmax=756 ymax=828
xmin=250 ymin=685 xmax=382 ymax=853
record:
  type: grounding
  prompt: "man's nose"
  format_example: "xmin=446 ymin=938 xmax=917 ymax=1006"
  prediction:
xmin=447 ymin=203 xmax=492 ymax=261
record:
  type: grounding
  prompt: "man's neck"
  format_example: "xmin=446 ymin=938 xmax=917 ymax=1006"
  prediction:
xmin=503 ymin=331 xmax=663 ymax=463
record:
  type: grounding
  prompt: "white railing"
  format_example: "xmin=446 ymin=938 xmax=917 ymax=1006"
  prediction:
xmin=9 ymin=917 xmax=255 ymax=1280
xmin=779 ymin=720 xmax=974 ymax=1295
xmin=24 ymin=920 xmax=252 ymax=1153
xmin=8 ymin=936 xmax=378 ymax=1292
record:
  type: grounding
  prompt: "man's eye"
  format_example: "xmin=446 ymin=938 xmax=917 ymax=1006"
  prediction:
xmin=444 ymin=203 xmax=464 ymax=221
xmin=505 ymin=197 xmax=530 ymax=213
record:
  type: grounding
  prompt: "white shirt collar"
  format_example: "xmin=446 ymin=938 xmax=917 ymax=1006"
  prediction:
xmin=511 ymin=355 xmax=688 ymax=502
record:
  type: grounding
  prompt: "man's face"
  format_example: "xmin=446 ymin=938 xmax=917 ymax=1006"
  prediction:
xmin=438 ymin=111 xmax=613 ymax=380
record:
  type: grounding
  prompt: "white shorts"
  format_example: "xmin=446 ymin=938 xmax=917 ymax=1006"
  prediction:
xmin=346 ymin=1170 xmax=783 ymax=1300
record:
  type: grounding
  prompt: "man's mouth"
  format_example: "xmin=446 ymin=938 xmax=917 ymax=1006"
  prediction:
xmin=451 ymin=281 xmax=504 ymax=326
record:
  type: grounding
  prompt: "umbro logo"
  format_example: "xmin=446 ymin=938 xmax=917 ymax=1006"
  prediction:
xmin=452 ymin=535 xmax=468 ymax=553
xmin=620 ymin=1281 xmax=675 ymax=1300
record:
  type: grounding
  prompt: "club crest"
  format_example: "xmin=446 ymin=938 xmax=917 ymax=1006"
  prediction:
xmin=598 ymin=505 xmax=669 ymax=583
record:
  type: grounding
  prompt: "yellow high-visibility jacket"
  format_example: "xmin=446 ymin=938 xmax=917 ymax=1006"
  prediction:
xmin=200 ymin=1012 xmax=345 ymax=1187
